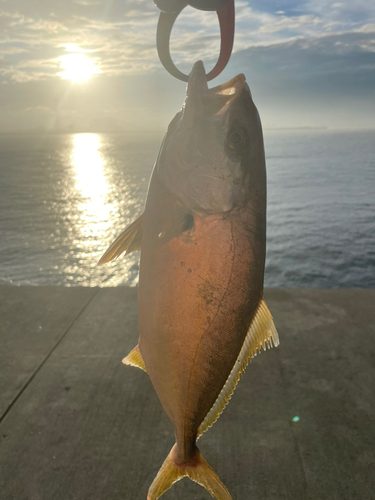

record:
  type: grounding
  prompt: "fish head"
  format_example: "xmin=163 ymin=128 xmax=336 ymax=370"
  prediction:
xmin=157 ymin=60 xmax=265 ymax=214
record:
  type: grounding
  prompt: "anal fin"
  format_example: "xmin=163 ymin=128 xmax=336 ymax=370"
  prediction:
xmin=197 ymin=298 xmax=279 ymax=438
xmin=122 ymin=345 xmax=147 ymax=373
xmin=98 ymin=214 xmax=143 ymax=265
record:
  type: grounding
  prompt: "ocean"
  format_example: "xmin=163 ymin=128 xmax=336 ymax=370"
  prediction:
xmin=0 ymin=129 xmax=374 ymax=288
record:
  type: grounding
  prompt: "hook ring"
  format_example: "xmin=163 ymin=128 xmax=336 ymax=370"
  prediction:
xmin=156 ymin=0 xmax=235 ymax=82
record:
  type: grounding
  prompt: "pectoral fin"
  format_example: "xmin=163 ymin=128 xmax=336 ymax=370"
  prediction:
xmin=197 ymin=298 xmax=279 ymax=438
xmin=122 ymin=345 xmax=147 ymax=373
xmin=98 ymin=214 xmax=143 ymax=265
xmin=158 ymin=211 xmax=194 ymax=244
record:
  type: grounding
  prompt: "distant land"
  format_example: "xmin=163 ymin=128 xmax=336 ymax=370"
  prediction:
xmin=2 ymin=126 xmax=375 ymax=135
xmin=264 ymin=126 xmax=328 ymax=131
xmin=0 ymin=127 xmax=163 ymax=135
xmin=0 ymin=126 xmax=333 ymax=135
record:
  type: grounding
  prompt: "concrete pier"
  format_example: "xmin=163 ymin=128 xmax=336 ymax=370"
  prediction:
xmin=0 ymin=286 xmax=374 ymax=499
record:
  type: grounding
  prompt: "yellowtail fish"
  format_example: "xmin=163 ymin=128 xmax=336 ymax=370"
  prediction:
xmin=99 ymin=60 xmax=279 ymax=500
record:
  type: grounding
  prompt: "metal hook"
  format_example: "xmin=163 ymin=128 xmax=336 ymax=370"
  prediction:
xmin=156 ymin=0 xmax=235 ymax=82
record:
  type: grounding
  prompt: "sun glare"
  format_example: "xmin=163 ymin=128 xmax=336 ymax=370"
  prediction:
xmin=59 ymin=53 xmax=100 ymax=82
xmin=72 ymin=133 xmax=115 ymax=242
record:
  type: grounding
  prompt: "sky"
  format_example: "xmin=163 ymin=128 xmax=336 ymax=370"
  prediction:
xmin=0 ymin=0 xmax=374 ymax=132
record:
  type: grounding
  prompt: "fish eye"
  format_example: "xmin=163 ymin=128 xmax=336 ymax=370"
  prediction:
xmin=227 ymin=130 xmax=244 ymax=151
xmin=229 ymin=131 xmax=242 ymax=145
xmin=225 ymin=126 xmax=248 ymax=157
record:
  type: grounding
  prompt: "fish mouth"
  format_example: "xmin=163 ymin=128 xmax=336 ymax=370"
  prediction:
xmin=186 ymin=60 xmax=209 ymax=100
xmin=185 ymin=61 xmax=251 ymax=120
xmin=209 ymin=72 xmax=250 ymax=96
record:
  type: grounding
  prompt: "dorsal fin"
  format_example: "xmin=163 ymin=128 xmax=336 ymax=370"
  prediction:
xmin=98 ymin=214 xmax=143 ymax=265
xmin=197 ymin=299 xmax=279 ymax=438
xmin=122 ymin=345 xmax=147 ymax=373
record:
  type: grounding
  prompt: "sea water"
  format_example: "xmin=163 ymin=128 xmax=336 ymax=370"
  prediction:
xmin=0 ymin=130 xmax=374 ymax=288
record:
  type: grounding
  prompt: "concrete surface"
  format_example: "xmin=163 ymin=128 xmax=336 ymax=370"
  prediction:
xmin=0 ymin=286 xmax=374 ymax=500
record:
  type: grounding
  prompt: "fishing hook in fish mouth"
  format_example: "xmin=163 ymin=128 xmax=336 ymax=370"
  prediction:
xmin=155 ymin=0 xmax=235 ymax=82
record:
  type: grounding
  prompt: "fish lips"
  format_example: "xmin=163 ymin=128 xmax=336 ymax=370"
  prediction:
xmin=183 ymin=60 xmax=251 ymax=125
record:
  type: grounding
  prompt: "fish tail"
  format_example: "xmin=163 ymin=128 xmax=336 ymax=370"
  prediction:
xmin=147 ymin=444 xmax=232 ymax=500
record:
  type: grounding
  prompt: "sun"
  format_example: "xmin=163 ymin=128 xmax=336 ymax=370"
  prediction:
xmin=59 ymin=53 xmax=100 ymax=82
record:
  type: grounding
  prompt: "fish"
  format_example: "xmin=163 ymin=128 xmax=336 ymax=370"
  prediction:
xmin=98 ymin=60 xmax=279 ymax=500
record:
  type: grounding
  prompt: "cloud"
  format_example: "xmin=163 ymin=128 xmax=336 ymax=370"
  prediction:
xmin=75 ymin=0 xmax=100 ymax=5
xmin=0 ymin=46 xmax=28 ymax=55
xmin=226 ymin=29 xmax=375 ymax=128
xmin=0 ymin=5 xmax=160 ymax=81
xmin=258 ymin=14 xmax=325 ymax=34
xmin=0 ymin=0 xmax=374 ymax=131
xmin=358 ymin=23 xmax=375 ymax=34
xmin=1 ymin=0 xmax=375 ymax=84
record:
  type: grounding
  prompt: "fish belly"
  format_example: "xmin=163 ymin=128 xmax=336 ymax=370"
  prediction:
xmin=138 ymin=197 xmax=264 ymax=460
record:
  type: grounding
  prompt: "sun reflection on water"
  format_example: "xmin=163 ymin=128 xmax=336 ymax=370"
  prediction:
xmin=65 ymin=133 xmax=141 ymax=287
xmin=72 ymin=133 xmax=114 ymax=248
xmin=73 ymin=134 xmax=107 ymax=198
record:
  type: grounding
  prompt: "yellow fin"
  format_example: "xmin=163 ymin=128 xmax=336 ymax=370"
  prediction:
xmin=197 ymin=298 xmax=279 ymax=438
xmin=122 ymin=345 xmax=147 ymax=373
xmin=98 ymin=214 xmax=143 ymax=265
xmin=147 ymin=445 xmax=232 ymax=500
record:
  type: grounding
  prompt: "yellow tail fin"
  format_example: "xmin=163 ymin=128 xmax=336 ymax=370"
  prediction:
xmin=147 ymin=445 xmax=232 ymax=500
